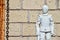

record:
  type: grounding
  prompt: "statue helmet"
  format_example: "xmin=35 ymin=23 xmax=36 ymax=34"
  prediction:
xmin=42 ymin=5 xmax=48 ymax=13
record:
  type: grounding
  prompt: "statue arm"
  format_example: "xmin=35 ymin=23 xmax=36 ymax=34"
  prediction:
xmin=50 ymin=15 xmax=54 ymax=35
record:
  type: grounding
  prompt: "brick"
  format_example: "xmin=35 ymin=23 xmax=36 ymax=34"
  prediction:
xmin=52 ymin=37 xmax=60 ymax=40
xmin=59 ymin=0 xmax=60 ymax=8
xmin=23 ymin=37 xmax=60 ymax=40
xmin=48 ymin=10 xmax=60 ymax=22
xmin=55 ymin=24 xmax=60 ymax=36
xmin=30 ymin=10 xmax=60 ymax=22
xmin=4 ymin=37 xmax=31 ymax=40
xmin=9 ymin=10 xmax=28 ymax=22
xmin=5 ymin=37 xmax=60 ymax=40
xmin=9 ymin=0 xmax=21 ymax=9
xmin=9 ymin=23 xmax=22 ymax=35
xmin=23 ymin=0 xmax=44 ymax=9
xmin=29 ymin=37 xmax=37 ymax=40
xmin=47 ymin=0 xmax=56 ymax=9
xmin=8 ymin=37 xmax=36 ymax=40
xmin=5 ymin=23 xmax=60 ymax=40
xmin=23 ymin=37 xmax=36 ymax=40
xmin=9 ymin=37 xmax=22 ymax=40
xmin=23 ymin=23 xmax=36 ymax=35
xmin=22 ymin=24 xmax=60 ymax=36
xmin=22 ymin=37 xmax=28 ymax=40
xmin=52 ymin=37 xmax=57 ymax=40
xmin=29 ymin=11 xmax=41 ymax=22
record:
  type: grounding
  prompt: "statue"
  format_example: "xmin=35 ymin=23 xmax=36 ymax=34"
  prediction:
xmin=36 ymin=5 xmax=55 ymax=40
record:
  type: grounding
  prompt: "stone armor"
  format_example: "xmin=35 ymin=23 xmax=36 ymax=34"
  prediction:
xmin=36 ymin=5 xmax=54 ymax=40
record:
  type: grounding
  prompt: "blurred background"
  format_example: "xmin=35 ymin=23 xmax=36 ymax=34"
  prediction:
xmin=5 ymin=0 xmax=60 ymax=40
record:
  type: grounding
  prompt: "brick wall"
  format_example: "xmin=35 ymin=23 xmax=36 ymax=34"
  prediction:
xmin=5 ymin=0 xmax=60 ymax=40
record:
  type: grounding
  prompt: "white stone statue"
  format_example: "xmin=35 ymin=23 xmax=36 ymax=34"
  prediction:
xmin=36 ymin=5 xmax=55 ymax=40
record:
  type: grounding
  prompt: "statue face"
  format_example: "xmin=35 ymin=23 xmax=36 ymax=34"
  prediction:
xmin=42 ymin=5 xmax=48 ymax=14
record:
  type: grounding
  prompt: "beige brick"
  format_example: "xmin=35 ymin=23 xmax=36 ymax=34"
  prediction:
xmin=23 ymin=37 xmax=37 ymax=40
xmin=49 ymin=10 xmax=60 ymax=22
xmin=59 ymin=0 xmax=60 ymax=8
xmin=9 ymin=37 xmax=22 ymax=40
xmin=56 ymin=37 xmax=60 ymax=40
xmin=9 ymin=23 xmax=22 ymax=35
xmin=4 ymin=37 xmax=32 ymax=40
xmin=23 ymin=23 xmax=36 ymax=35
xmin=29 ymin=11 xmax=41 ymax=22
xmin=23 ymin=0 xmax=44 ymax=9
xmin=47 ymin=0 xmax=56 ymax=9
xmin=29 ymin=37 xmax=37 ymax=40
xmin=5 ymin=37 xmax=60 ymax=40
xmin=22 ymin=24 xmax=60 ymax=36
xmin=30 ymin=10 xmax=60 ymax=22
xmin=8 ymin=37 xmax=36 ymax=40
xmin=52 ymin=37 xmax=56 ymax=40
xmin=55 ymin=24 xmax=60 ymax=36
xmin=52 ymin=37 xmax=60 ymax=40
xmin=9 ymin=10 xmax=28 ymax=22
xmin=22 ymin=37 xmax=28 ymax=40
xmin=23 ymin=37 xmax=60 ymax=40
xmin=9 ymin=0 xmax=21 ymax=9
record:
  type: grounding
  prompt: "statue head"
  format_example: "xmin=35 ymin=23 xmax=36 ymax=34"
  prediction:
xmin=42 ymin=5 xmax=48 ymax=14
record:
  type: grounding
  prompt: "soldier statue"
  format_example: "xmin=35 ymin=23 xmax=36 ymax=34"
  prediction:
xmin=36 ymin=5 xmax=55 ymax=40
